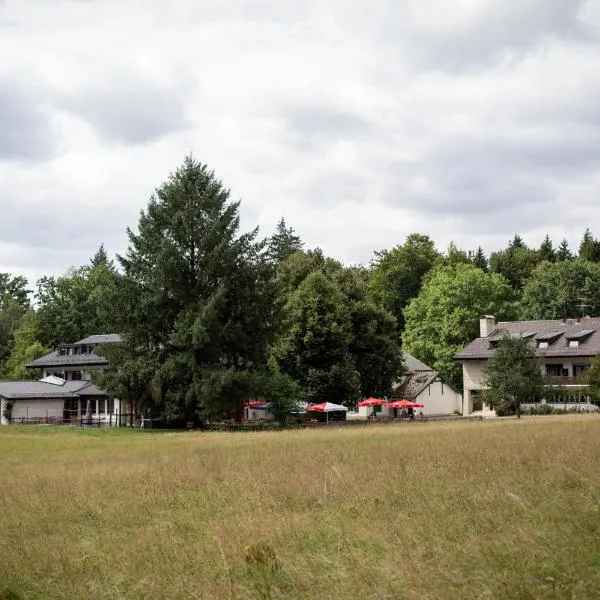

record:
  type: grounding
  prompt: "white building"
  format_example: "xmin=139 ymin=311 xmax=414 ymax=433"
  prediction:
xmin=455 ymin=315 xmax=600 ymax=415
xmin=357 ymin=352 xmax=463 ymax=418
xmin=0 ymin=334 xmax=132 ymax=425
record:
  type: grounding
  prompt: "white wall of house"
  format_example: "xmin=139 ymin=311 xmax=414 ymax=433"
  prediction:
xmin=417 ymin=380 xmax=462 ymax=415
xmin=11 ymin=399 xmax=64 ymax=421
xmin=0 ymin=399 xmax=6 ymax=425
xmin=462 ymin=360 xmax=487 ymax=415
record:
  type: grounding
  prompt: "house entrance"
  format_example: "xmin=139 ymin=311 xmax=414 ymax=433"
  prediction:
xmin=63 ymin=399 xmax=78 ymax=422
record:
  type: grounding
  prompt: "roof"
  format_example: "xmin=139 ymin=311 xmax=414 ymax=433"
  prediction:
xmin=26 ymin=351 xmax=110 ymax=368
xmin=402 ymin=352 xmax=433 ymax=373
xmin=26 ymin=333 xmax=121 ymax=368
xmin=393 ymin=370 xmax=439 ymax=400
xmin=455 ymin=317 xmax=600 ymax=360
xmin=0 ymin=379 xmax=102 ymax=400
xmin=74 ymin=334 xmax=122 ymax=345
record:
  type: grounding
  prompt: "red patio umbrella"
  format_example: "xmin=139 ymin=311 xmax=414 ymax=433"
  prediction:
xmin=385 ymin=400 xmax=413 ymax=408
xmin=357 ymin=398 xmax=386 ymax=407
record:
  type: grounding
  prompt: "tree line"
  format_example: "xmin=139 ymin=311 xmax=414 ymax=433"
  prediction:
xmin=2 ymin=156 xmax=600 ymax=421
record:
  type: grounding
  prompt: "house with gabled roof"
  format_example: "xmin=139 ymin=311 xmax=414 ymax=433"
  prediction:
xmin=455 ymin=316 xmax=600 ymax=415
xmin=357 ymin=352 xmax=462 ymax=418
xmin=1 ymin=334 xmax=130 ymax=425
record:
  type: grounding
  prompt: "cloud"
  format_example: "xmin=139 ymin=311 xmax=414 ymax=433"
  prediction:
xmin=0 ymin=80 xmax=56 ymax=161
xmin=59 ymin=75 xmax=189 ymax=144
xmin=1 ymin=0 xmax=600 ymax=283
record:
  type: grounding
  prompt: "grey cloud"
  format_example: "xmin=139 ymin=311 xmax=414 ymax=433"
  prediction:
xmin=0 ymin=80 xmax=56 ymax=161
xmin=61 ymin=78 xmax=188 ymax=145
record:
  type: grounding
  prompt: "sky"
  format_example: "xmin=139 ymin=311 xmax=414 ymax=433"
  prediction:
xmin=1 ymin=0 xmax=600 ymax=285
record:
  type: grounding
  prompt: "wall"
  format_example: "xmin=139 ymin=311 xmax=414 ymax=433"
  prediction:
xmin=416 ymin=380 xmax=462 ymax=415
xmin=11 ymin=399 xmax=64 ymax=421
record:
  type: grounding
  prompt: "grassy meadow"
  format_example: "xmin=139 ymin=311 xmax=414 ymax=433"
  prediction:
xmin=1 ymin=416 xmax=600 ymax=599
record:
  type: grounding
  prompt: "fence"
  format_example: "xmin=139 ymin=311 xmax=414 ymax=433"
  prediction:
xmin=9 ymin=411 xmax=146 ymax=428
xmin=202 ymin=414 xmax=483 ymax=432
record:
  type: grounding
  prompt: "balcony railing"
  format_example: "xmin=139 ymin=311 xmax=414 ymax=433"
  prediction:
xmin=545 ymin=376 xmax=587 ymax=386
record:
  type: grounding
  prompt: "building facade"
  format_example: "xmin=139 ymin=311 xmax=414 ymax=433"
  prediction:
xmin=0 ymin=334 xmax=129 ymax=425
xmin=455 ymin=316 xmax=600 ymax=415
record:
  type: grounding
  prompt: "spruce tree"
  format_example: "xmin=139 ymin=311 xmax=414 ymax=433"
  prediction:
xmin=267 ymin=218 xmax=303 ymax=264
xmin=579 ymin=229 xmax=600 ymax=262
xmin=100 ymin=156 xmax=275 ymax=422
xmin=556 ymin=239 xmax=573 ymax=261
xmin=538 ymin=234 xmax=556 ymax=263
xmin=472 ymin=246 xmax=488 ymax=272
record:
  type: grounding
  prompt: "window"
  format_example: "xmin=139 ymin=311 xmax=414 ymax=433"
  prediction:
xmin=538 ymin=341 xmax=549 ymax=349
xmin=573 ymin=364 xmax=589 ymax=377
xmin=107 ymin=398 xmax=114 ymax=414
xmin=569 ymin=340 xmax=579 ymax=348
xmin=546 ymin=365 xmax=563 ymax=377
xmin=68 ymin=371 xmax=83 ymax=381
xmin=59 ymin=348 xmax=67 ymax=356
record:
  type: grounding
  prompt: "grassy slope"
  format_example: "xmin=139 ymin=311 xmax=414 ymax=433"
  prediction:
xmin=0 ymin=417 xmax=599 ymax=599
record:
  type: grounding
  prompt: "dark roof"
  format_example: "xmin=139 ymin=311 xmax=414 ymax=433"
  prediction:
xmin=402 ymin=352 xmax=433 ymax=372
xmin=393 ymin=370 xmax=439 ymax=400
xmin=26 ymin=351 xmax=109 ymax=368
xmin=26 ymin=333 xmax=121 ymax=368
xmin=455 ymin=317 xmax=600 ymax=360
xmin=74 ymin=334 xmax=122 ymax=345
xmin=0 ymin=379 xmax=99 ymax=400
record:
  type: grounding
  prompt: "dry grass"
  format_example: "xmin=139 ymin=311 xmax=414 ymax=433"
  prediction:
xmin=1 ymin=416 xmax=600 ymax=599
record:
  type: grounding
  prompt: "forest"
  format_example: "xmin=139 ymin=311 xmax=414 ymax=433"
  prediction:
xmin=2 ymin=156 xmax=600 ymax=422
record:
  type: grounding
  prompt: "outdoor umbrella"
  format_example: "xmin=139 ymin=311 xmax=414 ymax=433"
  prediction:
xmin=357 ymin=398 xmax=386 ymax=407
xmin=307 ymin=402 xmax=348 ymax=423
xmin=357 ymin=397 xmax=386 ymax=417
xmin=385 ymin=400 xmax=413 ymax=408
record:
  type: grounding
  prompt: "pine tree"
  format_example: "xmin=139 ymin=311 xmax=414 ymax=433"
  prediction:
xmin=538 ymin=234 xmax=556 ymax=263
xmin=556 ymin=239 xmax=573 ymax=261
xmin=509 ymin=234 xmax=525 ymax=250
xmin=99 ymin=156 xmax=276 ymax=422
xmin=579 ymin=229 xmax=600 ymax=262
xmin=267 ymin=218 xmax=303 ymax=264
xmin=472 ymin=246 xmax=488 ymax=272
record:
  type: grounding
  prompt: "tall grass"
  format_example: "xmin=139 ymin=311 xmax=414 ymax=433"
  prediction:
xmin=1 ymin=416 xmax=599 ymax=599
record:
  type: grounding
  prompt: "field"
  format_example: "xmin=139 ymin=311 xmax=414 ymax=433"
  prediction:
xmin=1 ymin=417 xmax=600 ymax=599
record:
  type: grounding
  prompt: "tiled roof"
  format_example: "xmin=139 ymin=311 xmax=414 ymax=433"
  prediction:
xmin=0 ymin=379 xmax=95 ymax=399
xmin=455 ymin=317 xmax=600 ymax=360
xmin=402 ymin=352 xmax=433 ymax=372
xmin=393 ymin=371 xmax=439 ymax=400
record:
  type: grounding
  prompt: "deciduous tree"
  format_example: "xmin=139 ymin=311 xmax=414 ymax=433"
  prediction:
xmin=483 ymin=335 xmax=545 ymax=418
xmin=403 ymin=263 xmax=515 ymax=390
xmin=369 ymin=233 xmax=440 ymax=334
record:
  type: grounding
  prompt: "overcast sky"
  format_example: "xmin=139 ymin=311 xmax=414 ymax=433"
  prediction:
xmin=2 ymin=0 xmax=600 ymax=284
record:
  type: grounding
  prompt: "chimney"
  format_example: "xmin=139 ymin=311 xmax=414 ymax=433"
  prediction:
xmin=480 ymin=315 xmax=495 ymax=338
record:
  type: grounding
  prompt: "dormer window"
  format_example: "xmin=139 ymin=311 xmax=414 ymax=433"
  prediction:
xmin=565 ymin=329 xmax=594 ymax=348
xmin=59 ymin=347 xmax=67 ymax=356
xmin=538 ymin=341 xmax=549 ymax=349
xmin=569 ymin=340 xmax=579 ymax=348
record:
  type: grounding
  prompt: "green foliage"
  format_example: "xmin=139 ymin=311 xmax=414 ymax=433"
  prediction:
xmin=519 ymin=260 xmax=600 ymax=319
xmin=471 ymin=246 xmax=488 ymax=272
xmin=35 ymin=248 xmax=119 ymax=348
xmin=482 ymin=335 xmax=545 ymax=418
xmin=583 ymin=354 xmax=600 ymax=406
xmin=259 ymin=369 xmax=305 ymax=425
xmin=578 ymin=229 xmax=600 ymax=262
xmin=272 ymin=271 xmax=359 ymax=406
xmin=266 ymin=218 xmax=303 ymax=264
xmin=100 ymin=156 xmax=275 ymax=423
xmin=0 ymin=310 xmax=50 ymax=380
xmin=0 ymin=274 xmax=30 ymax=310
xmin=556 ymin=239 xmax=573 ymax=261
xmin=489 ymin=237 xmax=539 ymax=290
xmin=333 ymin=267 xmax=404 ymax=398
xmin=538 ymin=234 xmax=556 ymax=263
xmin=403 ymin=263 xmax=515 ymax=390
xmin=369 ymin=233 xmax=440 ymax=333
xmin=0 ymin=298 xmax=25 ymax=366
xmin=444 ymin=242 xmax=470 ymax=266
